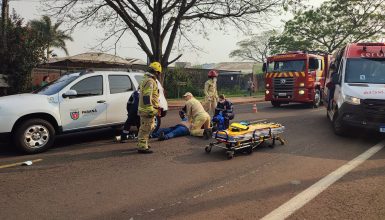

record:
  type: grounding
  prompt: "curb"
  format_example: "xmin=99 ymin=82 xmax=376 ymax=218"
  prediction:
xmin=168 ymin=98 xmax=266 ymax=110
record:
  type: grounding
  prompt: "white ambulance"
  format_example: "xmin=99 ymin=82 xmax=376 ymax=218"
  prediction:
xmin=324 ymin=43 xmax=385 ymax=135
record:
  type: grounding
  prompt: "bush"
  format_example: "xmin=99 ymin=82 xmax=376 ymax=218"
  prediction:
xmin=0 ymin=14 xmax=45 ymax=94
xmin=164 ymin=68 xmax=203 ymax=98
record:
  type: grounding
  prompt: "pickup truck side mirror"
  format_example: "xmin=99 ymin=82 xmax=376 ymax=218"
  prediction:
xmin=331 ymin=73 xmax=340 ymax=85
xmin=262 ymin=63 xmax=267 ymax=72
xmin=62 ymin=90 xmax=78 ymax=98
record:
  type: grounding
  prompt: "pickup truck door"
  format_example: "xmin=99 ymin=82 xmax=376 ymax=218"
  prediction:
xmin=105 ymin=74 xmax=134 ymax=124
xmin=59 ymin=75 xmax=107 ymax=131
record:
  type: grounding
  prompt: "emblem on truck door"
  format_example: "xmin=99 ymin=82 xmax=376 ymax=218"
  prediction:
xmin=280 ymin=79 xmax=286 ymax=85
xmin=70 ymin=111 xmax=80 ymax=120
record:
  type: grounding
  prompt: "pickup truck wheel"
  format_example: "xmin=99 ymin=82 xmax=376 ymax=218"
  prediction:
xmin=153 ymin=116 xmax=161 ymax=133
xmin=13 ymin=119 xmax=55 ymax=154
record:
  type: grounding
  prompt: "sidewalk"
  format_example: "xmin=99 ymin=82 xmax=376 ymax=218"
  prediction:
xmin=167 ymin=96 xmax=265 ymax=110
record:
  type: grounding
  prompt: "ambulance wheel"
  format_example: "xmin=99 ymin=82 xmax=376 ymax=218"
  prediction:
xmin=332 ymin=112 xmax=347 ymax=136
xmin=271 ymin=101 xmax=281 ymax=107
xmin=313 ymin=88 xmax=321 ymax=108
xmin=226 ymin=151 xmax=234 ymax=159
xmin=205 ymin=146 xmax=212 ymax=153
xmin=13 ymin=118 xmax=55 ymax=154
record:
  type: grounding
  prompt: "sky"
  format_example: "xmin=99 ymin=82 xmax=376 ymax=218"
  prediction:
xmin=9 ymin=0 xmax=326 ymax=65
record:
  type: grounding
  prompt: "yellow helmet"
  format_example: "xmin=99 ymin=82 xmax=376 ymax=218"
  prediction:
xmin=149 ymin=61 xmax=162 ymax=74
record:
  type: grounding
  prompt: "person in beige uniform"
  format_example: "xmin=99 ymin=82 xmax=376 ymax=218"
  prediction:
xmin=183 ymin=92 xmax=212 ymax=139
xmin=203 ymin=69 xmax=219 ymax=116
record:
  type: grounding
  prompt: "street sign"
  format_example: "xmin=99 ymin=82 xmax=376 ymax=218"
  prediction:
xmin=177 ymin=81 xmax=187 ymax=86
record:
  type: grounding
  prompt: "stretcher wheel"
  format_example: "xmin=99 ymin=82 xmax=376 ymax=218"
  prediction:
xmin=247 ymin=145 xmax=253 ymax=154
xmin=205 ymin=146 xmax=212 ymax=153
xmin=269 ymin=137 xmax=276 ymax=148
xmin=226 ymin=151 xmax=234 ymax=159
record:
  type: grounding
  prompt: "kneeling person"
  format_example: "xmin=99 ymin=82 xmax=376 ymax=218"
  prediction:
xmin=183 ymin=92 xmax=212 ymax=139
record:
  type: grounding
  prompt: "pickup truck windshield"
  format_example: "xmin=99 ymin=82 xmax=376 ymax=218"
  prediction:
xmin=345 ymin=58 xmax=385 ymax=84
xmin=33 ymin=74 xmax=79 ymax=95
xmin=268 ymin=60 xmax=305 ymax=72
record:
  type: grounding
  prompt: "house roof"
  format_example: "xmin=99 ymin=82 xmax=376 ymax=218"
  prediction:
xmin=0 ymin=74 xmax=9 ymax=88
xmin=215 ymin=62 xmax=259 ymax=74
xmin=47 ymin=52 xmax=145 ymax=65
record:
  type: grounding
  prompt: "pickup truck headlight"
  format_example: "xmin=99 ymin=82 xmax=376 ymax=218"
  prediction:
xmin=345 ymin=95 xmax=361 ymax=105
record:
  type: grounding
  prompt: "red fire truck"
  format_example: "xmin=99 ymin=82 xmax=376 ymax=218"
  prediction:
xmin=263 ymin=51 xmax=331 ymax=107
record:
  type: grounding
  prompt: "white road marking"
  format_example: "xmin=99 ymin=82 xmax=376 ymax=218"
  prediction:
xmin=261 ymin=140 xmax=385 ymax=220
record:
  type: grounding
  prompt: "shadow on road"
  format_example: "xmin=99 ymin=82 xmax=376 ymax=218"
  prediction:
xmin=0 ymin=128 xmax=118 ymax=157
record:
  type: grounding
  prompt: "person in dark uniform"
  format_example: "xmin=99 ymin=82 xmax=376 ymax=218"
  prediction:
xmin=214 ymin=94 xmax=234 ymax=129
xmin=120 ymin=90 xmax=140 ymax=142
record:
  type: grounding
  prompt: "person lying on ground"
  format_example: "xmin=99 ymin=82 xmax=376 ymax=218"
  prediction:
xmin=151 ymin=110 xmax=190 ymax=141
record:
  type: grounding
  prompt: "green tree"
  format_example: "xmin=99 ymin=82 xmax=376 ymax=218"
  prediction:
xmin=0 ymin=13 xmax=46 ymax=93
xmin=48 ymin=0 xmax=302 ymax=85
xmin=229 ymin=30 xmax=278 ymax=63
xmin=30 ymin=15 xmax=73 ymax=59
xmin=271 ymin=0 xmax=385 ymax=54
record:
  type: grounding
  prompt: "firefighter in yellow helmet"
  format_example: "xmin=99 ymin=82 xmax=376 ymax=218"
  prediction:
xmin=203 ymin=69 xmax=219 ymax=116
xmin=137 ymin=61 xmax=162 ymax=154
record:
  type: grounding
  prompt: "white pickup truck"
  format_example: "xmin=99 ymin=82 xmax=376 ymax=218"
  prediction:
xmin=0 ymin=70 xmax=168 ymax=153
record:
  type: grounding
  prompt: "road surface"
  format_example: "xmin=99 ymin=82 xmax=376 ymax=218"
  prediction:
xmin=1 ymin=102 xmax=384 ymax=219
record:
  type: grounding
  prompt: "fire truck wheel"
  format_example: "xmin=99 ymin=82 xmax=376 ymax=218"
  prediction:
xmin=271 ymin=101 xmax=281 ymax=107
xmin=313 ymin=88 xmax=321 ymax=108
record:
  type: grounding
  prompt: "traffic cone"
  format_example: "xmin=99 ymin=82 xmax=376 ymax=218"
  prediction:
xmin=252 ymin=103 xmax=258 ymax=113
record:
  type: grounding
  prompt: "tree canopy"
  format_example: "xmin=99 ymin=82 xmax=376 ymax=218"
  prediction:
xmin=30 ymin=15 xmax=73 ymax=59
xmin=271 ymin=0 xmax=385 ymax=54
xmin=229 ymin=30 xmax=278 ymax=63
xmin=48 ymin=0 xmax=296 ymax=70
xmin=0 ymin=13 xmax=46 ymax=93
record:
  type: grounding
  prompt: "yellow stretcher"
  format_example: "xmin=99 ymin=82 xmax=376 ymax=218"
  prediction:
xmin=205 ymin=121 xmax=286 ymax=159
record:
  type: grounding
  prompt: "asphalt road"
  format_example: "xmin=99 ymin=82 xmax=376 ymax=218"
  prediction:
xmin=1 ymin=102 xmax=385 ymax=220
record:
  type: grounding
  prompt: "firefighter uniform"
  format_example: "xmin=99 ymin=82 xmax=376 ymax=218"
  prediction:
xmin=184 ymin=93 xmax=210 ymax=136
xmin=137 ymin=65 xmax=160 ymax=153
xmin=203 ymin=78 xmax=218 ymax=116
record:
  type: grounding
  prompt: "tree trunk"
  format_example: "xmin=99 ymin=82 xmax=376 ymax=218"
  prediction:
xmin=46 ymin=45 xmax=50 ymax=59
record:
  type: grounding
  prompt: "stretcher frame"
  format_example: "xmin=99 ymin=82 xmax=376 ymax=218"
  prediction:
xmin=205 ymin=123 xmax=286 ymax=159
